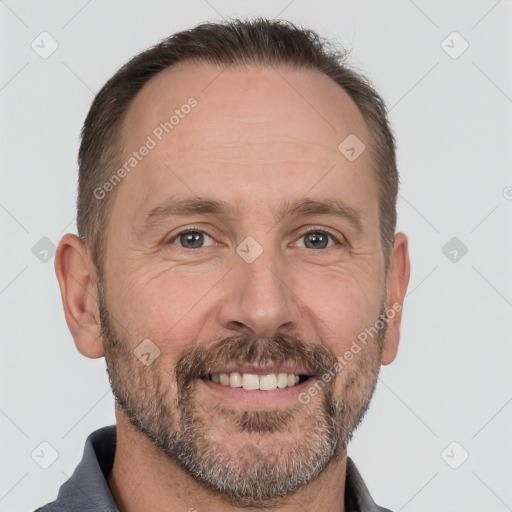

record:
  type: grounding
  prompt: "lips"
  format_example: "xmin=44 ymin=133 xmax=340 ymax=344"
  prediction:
xmin=205 ymin=371 xmax=309 ymax=390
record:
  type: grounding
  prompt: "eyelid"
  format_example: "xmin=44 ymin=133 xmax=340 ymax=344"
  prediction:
xmin=166 ymin=224 xmax=345 ymax=249
xmin=293 ymin=226 xmax=344 ymax=247
xmin=166 ymin=225 xmax=216 ymax=247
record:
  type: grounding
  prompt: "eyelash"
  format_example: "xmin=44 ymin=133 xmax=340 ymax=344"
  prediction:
xmin=167 ymin=225 xmax=343 ymax=249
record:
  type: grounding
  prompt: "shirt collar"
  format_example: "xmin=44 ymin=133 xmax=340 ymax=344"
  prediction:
xmin=42 ymin=425 xmax=391 ymax=512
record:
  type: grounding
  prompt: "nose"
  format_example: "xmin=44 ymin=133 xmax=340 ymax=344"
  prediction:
xmin=217 ymin=251 xmax=301 ymax=339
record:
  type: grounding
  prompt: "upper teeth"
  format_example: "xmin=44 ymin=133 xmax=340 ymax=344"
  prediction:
xmin=210 ymin=372 xmax=301 ymax=390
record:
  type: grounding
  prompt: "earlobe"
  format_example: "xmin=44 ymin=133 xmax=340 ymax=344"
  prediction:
xmin=54 ymin=233 xmax=105 ymax=359
xmin=381 ymin=232 xmax=411 ymax=365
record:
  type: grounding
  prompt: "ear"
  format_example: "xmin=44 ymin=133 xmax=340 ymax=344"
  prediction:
xmin=54 ymin=233 xmax=104 ymax=359
xmin=380 ymin=232 xmax=411 ymax=365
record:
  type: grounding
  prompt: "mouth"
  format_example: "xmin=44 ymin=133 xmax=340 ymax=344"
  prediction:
xmin=202 ymin=371 xmax=310 ymax=390
xmin=196 ymin=364 xmax=316 ymax=408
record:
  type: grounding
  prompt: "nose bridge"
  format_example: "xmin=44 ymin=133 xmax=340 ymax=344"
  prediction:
xmin=219 ymin=244 xmax=300 ymax=338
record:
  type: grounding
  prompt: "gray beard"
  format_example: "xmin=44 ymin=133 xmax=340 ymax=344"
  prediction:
xmin=98 ymin=280 xmax=384 ymax=506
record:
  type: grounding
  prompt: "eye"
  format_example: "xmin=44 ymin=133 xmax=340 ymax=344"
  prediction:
xmin=294 ymin=229 xmax=339 ymax=250
xmin=168 ymin=228 xmax=215 ymax=249
xmin=167 ymin=227 xmax=342 ymax=251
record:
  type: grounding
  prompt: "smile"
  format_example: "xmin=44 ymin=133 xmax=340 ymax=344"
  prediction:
xmin=204 ymin=372 xmax=310 ymax=391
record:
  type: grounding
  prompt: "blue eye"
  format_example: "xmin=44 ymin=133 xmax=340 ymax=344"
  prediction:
xmin=170 ymin=229 xmax=214 ymax=249
xmin=168 ymin=227 xmax=341 ymax=251
xmin=296 ymin=230 xmax=338 ymax=249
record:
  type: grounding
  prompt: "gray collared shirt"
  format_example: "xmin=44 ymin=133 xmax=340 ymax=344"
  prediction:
xmin=34 ymin=425 xmax=393 ymax=512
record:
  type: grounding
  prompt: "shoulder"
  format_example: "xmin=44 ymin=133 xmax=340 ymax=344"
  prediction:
xmin=33 ymin=505 xmax=65 ymax=512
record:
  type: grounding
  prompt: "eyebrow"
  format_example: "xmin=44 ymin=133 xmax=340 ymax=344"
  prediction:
xmin=140 ymin=196 xmax=364 ymax=234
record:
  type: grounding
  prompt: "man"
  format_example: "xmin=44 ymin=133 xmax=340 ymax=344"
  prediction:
xmin=37 ymin=18 xmax=410 ymax=512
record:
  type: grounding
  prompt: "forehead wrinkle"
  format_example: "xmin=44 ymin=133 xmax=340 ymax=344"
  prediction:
xmin=123 ymin=63 xmax=369 ymax=158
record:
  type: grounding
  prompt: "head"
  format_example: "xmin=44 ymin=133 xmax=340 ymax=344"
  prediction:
xmin=56 ymin=18 xmax=410 ymax=506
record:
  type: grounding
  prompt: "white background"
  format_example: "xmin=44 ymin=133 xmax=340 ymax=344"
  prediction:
xmin=1 ymin=1 xmax=511 ymax=511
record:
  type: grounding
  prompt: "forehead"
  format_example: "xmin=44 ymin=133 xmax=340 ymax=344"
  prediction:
xmin=122 ymin=61 xmax=370 ymax=159
xmin=112 ymin=61 xmax=377 ymax=231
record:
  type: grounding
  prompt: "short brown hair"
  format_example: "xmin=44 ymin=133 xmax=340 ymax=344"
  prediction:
xmin=77 ymin=18 xmax=398 ymax=278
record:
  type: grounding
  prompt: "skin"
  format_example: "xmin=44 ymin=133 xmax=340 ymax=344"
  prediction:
xmin=55 ymin=61 xmax=410 ymax=512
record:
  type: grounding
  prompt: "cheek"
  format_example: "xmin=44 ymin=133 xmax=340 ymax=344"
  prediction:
xmin=331 ymin=337 xmax=382 ymax=405
xmin=304 ymin=273 xmax=383 ymax=352
xmin=110 ymin=264 xmax=219 ymax=353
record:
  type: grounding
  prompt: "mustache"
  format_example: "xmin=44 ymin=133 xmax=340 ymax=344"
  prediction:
xmin=175 ymin=333 xmax=338 ymax=388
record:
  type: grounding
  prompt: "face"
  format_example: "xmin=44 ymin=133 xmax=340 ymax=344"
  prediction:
xmin=98 ymin=62 xmax=392 ymax=504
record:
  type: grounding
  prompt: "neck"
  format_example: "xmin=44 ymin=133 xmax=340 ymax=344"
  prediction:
xmin=107 ymin=409 xmax=348 ymax=512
